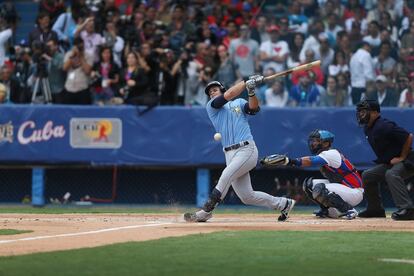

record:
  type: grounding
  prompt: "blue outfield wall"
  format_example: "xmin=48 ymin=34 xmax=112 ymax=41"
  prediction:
xmin=0 ymin=105 xmax=413 ymax=168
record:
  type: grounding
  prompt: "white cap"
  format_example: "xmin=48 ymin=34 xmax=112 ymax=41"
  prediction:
xmin=375 ymin=75 xmax=387 ymax=82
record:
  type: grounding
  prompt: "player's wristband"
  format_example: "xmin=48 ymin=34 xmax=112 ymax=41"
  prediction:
xmin=248 ymin=92 xmax=256 ymax=97
xmin=289 ymin=158 xmax=302 ymax=167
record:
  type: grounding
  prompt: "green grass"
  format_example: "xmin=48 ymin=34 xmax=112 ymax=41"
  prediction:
xmin=0 ymin=204 xmax=330 ymax=215
xmin=0 ymin=229 xmax=32 ymax=235
xmin=0 ymin=231 xmax=413 ymax=276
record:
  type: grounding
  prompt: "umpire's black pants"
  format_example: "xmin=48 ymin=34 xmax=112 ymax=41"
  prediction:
xmin=362 ymin=162 xmax=414 ymax=210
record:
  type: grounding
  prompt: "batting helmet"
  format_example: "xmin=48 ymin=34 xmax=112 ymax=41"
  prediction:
xmin=205 ymin=81 xmax=226 ymax=96
xmin=308 ymin=129 xmax=335 ymax=155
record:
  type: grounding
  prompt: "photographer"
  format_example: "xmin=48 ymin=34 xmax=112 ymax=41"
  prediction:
xmin=28 ymin=12 xmax=58 ymax=52
xmin=90 ymin=46 xmax=120 ymax=105
xmin=61 ymin=37 xmax=93 ymax=104
xmin=119 ymin=51 xmax=155 ymax=106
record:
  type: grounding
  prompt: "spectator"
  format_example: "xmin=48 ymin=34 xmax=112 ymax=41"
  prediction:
xmin=328 ymin=50 xmax=349 ymax=77
xmin=288 ymin=0 xmax=309 ymax=34
xmin=299 ymin=19 xmax=325 ymax=62
xmin=256 ymin=67 xmax=276 ymax=105
xmin=166 ymin=4 xmax=196 ymax=53
xmin=102 ymin=21 xmax=124 ymax=67
xmin=90 ymin=46 xmax=120 ymax=105
xmin=60 ymin=37 xmax=93 ymax=104
xmin=259 ymin=25 xmax=289 ymax=74
xmin=363 ymin=20 xmax=381 ymax=54
xmin=373 ymin=40 xmax=396 ymax=78
xmin=52 ymin=2 xmax=87 ymax=50
xmin=43 ymin=38 xmax=65 ymax=101
xmin=119 ymin=51 xmax=155 ymax=106
xmin=0 ymin=65 xmax=25 ymax=103
xmin=228 ymin=24 xmax=259 ymax=79
xmin=319 ymin=75 xmax=348 ymax=107
xmin=287 ymin=32 xmax=304 ymax=68
xmin=378 ymin=11 xmax=398 ymax=43
xmin=366 ymin=75 xmax=398 ymax=107
xmin=349 ymin=41 xmax=375 ymax=104
xmin=278 ymin=17 xmax=293 ymax=44
xmin=250 ymin=15 xmax=269 ymax=45
xmin=265 ymin=79 xmax=289 ymax=107
xmin=75 ymin=17 xmax=104 ymax=63
xmin=213 ymin=44 xmax=240 ymax=90
xmin=28 ymin=12 xmax=58 ymax=50
xmin=324 ymin=13 xmax=343 ymax=47
xmin=289 ymin=71 xmax=320 ymax=107
xmin=38 ymin=0 xmax=66 ymax=25
xmin=0 ymin=82 xmax=6 ymax=103
xmin=0 ymin=21 xmax=14 ymax=67
xmin=156 ymin=49 xmax=178 ymax=105
xmin=292 ymin=49 xmax=324 ymax=86
xmin=335 ymin=31 xmax=353 ymax=63
xmin=317 ymin=33 xmax=334 ymax=75
xmin=398 ymin=72 xmax=414 ymax=107
xmin=400 ymin=21 xmax=414 ymax=57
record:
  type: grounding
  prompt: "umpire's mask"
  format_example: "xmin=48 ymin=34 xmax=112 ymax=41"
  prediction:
xmin=356 ymin=100 xmax=380 ymax=126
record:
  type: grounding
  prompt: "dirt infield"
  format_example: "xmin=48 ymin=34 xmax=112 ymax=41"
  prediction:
xmin=1 ymin=213 xmax=414 ymax=256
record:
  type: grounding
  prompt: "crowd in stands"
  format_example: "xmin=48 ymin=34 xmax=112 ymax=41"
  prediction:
xmin=0 ymin=0 xmax=414 ymax=108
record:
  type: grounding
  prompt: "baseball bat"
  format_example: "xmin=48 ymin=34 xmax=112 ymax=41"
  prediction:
xmin=263 ymin=60 xmax=321 ymax=82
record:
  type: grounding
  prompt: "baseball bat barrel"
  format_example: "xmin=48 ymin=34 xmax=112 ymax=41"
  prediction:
xmin=263 ymin=60 xmax=321 ymax=82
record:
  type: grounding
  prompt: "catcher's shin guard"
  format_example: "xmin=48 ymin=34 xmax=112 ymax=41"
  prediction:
xmin=312 ymin=183 xmax=353 ymax=213
xmin=202 ymin=188 xmax=222 ymax=212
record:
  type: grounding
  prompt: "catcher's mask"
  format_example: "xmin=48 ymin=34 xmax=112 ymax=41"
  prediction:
xmin=205 ymin=81 xmax=226 ymax=96
xmin=308 ymin=129 xmax=335 ymax=155
xmin=356 ymin=99 xmax=380 ymax=126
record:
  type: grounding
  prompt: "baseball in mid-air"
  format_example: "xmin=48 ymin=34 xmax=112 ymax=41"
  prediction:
xmin=214 ymin=132 xmax=222 ymax=141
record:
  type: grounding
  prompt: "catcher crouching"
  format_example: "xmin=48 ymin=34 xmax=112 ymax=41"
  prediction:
xmin=260 ymin=129 xmax=363 ymax=219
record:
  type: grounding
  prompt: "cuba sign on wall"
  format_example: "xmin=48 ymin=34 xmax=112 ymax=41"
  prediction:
xmin=70 ymin=118 xmax=122 ymax=149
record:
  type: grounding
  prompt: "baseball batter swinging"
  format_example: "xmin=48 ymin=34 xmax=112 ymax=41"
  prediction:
xmin=184 ymin=76 xmax=296 ymax=222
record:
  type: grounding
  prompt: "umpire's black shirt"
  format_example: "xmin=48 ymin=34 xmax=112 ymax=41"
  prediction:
xmin=364 ymin=116 xmax=410 ymax=164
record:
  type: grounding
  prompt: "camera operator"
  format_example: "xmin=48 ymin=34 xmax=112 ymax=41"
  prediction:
xmin=171 ymin=42 xmax=202 ymax=105
xmin=28 ymin=12 xmax=58 ymax=52
xmin=61 ymin=37 xmax=93 ymax=104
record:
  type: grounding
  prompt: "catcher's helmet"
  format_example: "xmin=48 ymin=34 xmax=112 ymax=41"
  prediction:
xmin=356 ymin=99 xmax=380 ymax=126
xmin=205 ymin=81 xmax=226 ymax=96
xmin=308 ymin=129 xmax=335 ymax=155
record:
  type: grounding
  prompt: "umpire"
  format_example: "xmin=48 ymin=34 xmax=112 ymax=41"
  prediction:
xmin=356 ymin=99 xmax=414 ymax=220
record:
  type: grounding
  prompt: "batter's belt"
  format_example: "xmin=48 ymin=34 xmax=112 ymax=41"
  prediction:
xmin=224 ymin=141 xmax=250 ymax=152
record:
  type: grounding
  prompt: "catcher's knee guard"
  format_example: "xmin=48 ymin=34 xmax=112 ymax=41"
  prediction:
xmin=312 ymin=183 xmax=353 ymax=213
xmin=302 ymin=177 xmax=314 ymax=200
xmin=202 ymin=188 xmax=222 ymax=212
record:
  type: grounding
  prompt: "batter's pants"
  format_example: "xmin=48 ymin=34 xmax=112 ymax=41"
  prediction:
xmin=215 ymin=140 xmax=288 ymax=210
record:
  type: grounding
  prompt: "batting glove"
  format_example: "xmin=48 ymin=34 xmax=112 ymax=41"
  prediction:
xmin=249 ymin=75 xmax=264 ymax=86
xmin=245 ymin=79 xmax=256 ymax=97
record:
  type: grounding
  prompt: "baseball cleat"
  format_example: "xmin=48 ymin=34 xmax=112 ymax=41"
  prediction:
xmin=278 ymin=199 xmax=296 ymax=221
xmin=342 ymin=208 xmax=358 ymax=220
xmin=184 ymin=210 xmax=212 ymax=222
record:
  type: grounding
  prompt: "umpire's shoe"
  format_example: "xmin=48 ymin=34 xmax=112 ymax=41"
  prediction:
xmin=391 ymin=208 xmax=414 ymax=220
xmin=358 ymin=209 xmax=386 ymax=218
xmin=278 ymin=199 xmax=296 ymax=222
xmin=184 ymin=210 xmax=212 ymax=222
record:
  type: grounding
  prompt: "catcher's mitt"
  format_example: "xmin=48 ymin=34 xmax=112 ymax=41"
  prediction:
xmin=260 ymin=154 xmax=290 ymax=166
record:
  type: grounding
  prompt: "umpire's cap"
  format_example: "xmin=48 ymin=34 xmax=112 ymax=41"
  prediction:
xmin=205 ymin=81 xmax=226 ymax=96
xmin=356 ymin=99 xmax=381 ymax=113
